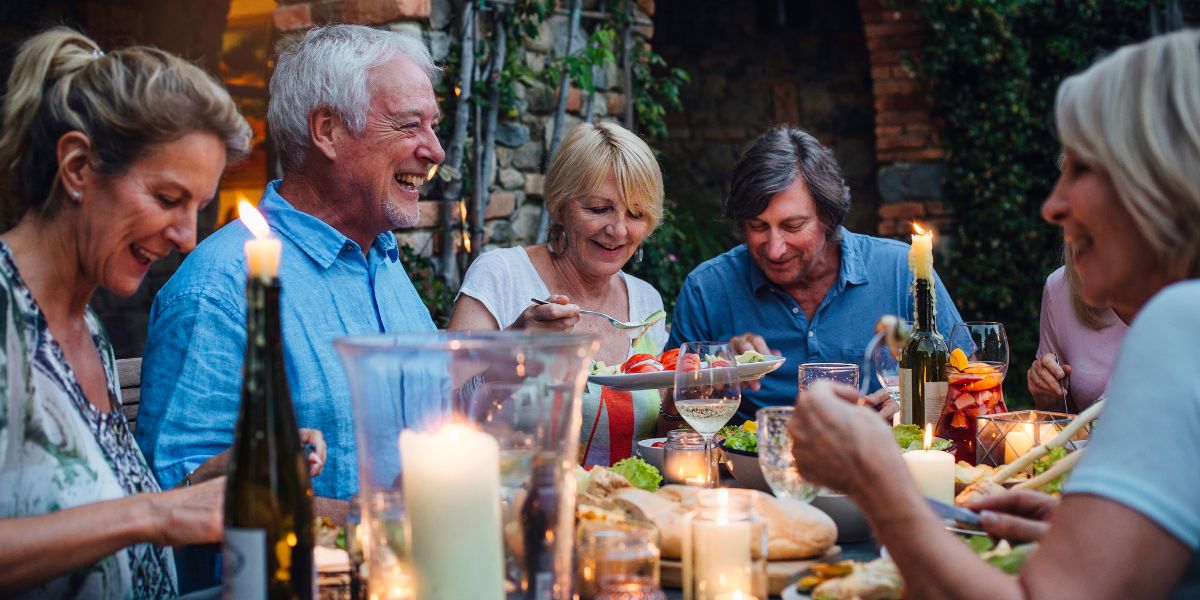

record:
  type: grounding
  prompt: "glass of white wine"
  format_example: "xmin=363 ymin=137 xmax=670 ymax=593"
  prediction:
xmin=672 ymin=341 xmax=741 ymax=487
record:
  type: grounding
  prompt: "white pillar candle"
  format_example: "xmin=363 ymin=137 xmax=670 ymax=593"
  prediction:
xmin=908 ymin=223 xmax=934 ymax=281
xmin=665 ymin=448 xmax=711 ymax=486
xmin=399 ymin=423 xmax=504 ymax=600
xmin=693 ymin=491 xmax=752 ymax=597
xmin=238 ymin=200 xmax=281 ymax=279
xmin=901 ymin=424 xmax=954 ymax=504
xmin=1004 ymin=422 xmax=1036 ymax=465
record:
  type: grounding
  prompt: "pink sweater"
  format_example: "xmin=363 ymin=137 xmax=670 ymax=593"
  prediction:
xmin=1036 ymin=266 xmax=1129 ymax=412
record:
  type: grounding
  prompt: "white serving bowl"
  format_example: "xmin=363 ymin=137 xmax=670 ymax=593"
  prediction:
xmin=636 ymin=437 xmax=666 ymax=473
xmin=811 ymin=490 xmax=872 ymax=542
xmin=718 ymin=444 xmax=772 ymax=492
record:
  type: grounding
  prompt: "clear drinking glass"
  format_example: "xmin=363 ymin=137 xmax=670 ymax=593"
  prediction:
xmin=673 ymin=342 xmax=741 ymax=487
xmin=798 ymin=362 xmax=861 ymax=391
xmin=335 ymin=332 xmax=599 ymax=600
xmin=936 ymin=322 xmax=1010 ymax=463
xmin=756 ymin=406 xmax=815 ymax=502
xmin=577 ymin=520 xmax=666 ymax=600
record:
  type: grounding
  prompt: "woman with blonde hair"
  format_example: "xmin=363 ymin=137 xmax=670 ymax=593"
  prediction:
xmin=0 ymin=28 xmax=323 ymax=597
xmin=450 ymin=121 xmax=668 ymax=466
xmin=786 ymin=29 xmax=1200 ymax=598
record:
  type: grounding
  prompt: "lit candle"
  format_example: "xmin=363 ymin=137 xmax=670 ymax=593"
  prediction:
xmin=714 ymin=591 xmax=758 ymax=600
xmin=901 ymin=424 xmax=954 ymax=504
xmin=692 ymin=490 xmax=752 ymax=597
xmin=238 ymin=200 xmax=281 ymax=280
xmin=399 ymin=423 xmax=504 ymax=600
xmin=665 ymin=448 xmax=711 ymax=486
xmin=1004 ymin=420 xmax=1036 ymax=464
xmin=908 ymin=222 xmax=934 ymax=281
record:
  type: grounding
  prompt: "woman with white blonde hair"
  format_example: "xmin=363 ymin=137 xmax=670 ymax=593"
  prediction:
xmin=785 ymin=29 xmax=1200 ymax=599
xmin=0 ymin=28 xmax=328 ymax=597
xmin=450 ymin=121 xmax=668 ymax=466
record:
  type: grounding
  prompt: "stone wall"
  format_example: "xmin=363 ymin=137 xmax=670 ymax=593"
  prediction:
xmin=652 ymin=0 xmax=881 ymax=237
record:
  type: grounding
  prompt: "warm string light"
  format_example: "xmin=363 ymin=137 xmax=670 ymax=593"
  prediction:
xmin=457 ymin=200 xmax=471 ymax=253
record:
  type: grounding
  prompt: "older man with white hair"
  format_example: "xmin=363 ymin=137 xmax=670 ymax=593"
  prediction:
xmin=136 ymin=24 xmax=444 ymax=515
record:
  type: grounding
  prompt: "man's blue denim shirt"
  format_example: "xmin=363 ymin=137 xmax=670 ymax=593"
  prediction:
xmin=136 ymin=181 xmax=435 ymax=500
xmin=668 ymin=228 xmax=962 ymax=419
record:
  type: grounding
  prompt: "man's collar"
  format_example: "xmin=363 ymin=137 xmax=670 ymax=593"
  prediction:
xmin=258 ymin=180 xmax=400 ymax=269
xmin=746 ymin=227 xmax=868 ymax=293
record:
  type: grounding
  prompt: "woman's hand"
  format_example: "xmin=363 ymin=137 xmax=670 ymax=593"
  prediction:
xmin=1028 ymin=353 xmax=1070 ymax=409
xmin=969 ymin=488 xmax=1060 ymax=543
xmin=510 ymin=294 xmax=581 ymax=331
xmin=145 ymin=477 xmax=225 ymax=546
xmin=786 ymin=380 xmax=901 ymax=495
xmin=301 ymin=428 xmax=327 ymax=477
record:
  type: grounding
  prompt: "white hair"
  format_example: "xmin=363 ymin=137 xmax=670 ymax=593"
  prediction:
xmin=1056 ymin=28 xmax=1200 ymax=279
xmin=268 ymin=24 xmax=440 ymax=172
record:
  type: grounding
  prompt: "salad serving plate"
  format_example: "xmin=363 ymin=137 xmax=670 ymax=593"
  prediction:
xmin=587 ymin=355 xmax=787 ymax=392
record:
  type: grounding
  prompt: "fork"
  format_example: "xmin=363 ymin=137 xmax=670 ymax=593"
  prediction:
xmin=529 ymin=297 xmax=644 ymax=330
xmin=1052 ymin=353 xmax=1071 ymax=413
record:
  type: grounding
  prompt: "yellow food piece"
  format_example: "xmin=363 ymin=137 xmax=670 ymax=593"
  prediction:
xmin=964 ymin=361 xmax=994 ymax=374
xmin=949 ymin=348 xmax=969 ymax=371
xmin=741 ymin=420 xmax=758 ymax=433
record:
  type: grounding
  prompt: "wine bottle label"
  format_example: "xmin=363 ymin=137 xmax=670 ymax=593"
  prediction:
xmin=223 ymin=527 xmax=266 ymax=599
xmin=924 ymin=382 xmax=948 ymax=427
xmin=899 ymin=368 xmax=913 ymax=423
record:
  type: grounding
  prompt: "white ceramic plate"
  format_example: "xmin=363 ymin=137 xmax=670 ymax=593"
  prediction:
xmin=781 ymin=584 xmax=811 ymax=600
xmin=587 ymin=356 xmax=787 ymax=391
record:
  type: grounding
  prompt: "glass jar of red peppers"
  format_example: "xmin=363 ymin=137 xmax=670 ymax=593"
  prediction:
xmin=934 ymin=322 xmax=1010 ymax=464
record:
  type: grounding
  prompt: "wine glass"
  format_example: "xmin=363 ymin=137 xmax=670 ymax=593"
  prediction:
xmin=756 ymin=406 xmax=816 ymax=502
xmin=937 ymin=322 xmax=1010 ymax=463
xmin=673 ymin=341 xmax=741 ymax=487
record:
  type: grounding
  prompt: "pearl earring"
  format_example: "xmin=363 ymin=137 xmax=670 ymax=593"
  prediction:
xmin=70 ymin=190 xmax=81 ymax=201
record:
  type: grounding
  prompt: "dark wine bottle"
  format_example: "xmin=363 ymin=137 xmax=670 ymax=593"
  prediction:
xmin=899 ymin=277 xmax=949 ymax=426
xmin=222 ymin=275 xmax=314 ymax=599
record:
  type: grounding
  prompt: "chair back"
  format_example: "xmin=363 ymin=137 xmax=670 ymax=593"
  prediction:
xmin=116 ymin=357 xmax=141 ymax=432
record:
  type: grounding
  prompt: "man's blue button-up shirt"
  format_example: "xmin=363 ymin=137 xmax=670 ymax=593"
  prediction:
xmin=136 ymin=181 xmax=435 ymax=500
xmin=667 ymin=228 xmax=962 ymax=419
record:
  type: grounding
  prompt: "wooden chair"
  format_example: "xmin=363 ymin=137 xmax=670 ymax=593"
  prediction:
xmin=116 ymin=357 xmax=141 ymax=433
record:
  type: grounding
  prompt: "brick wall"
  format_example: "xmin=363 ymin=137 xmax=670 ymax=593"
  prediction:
xmin=856 ymin=0 xmax=948 ymax=239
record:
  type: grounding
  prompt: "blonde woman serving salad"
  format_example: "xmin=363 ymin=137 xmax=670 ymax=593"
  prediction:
xmin=450 ymin=122 xmax=667 ymax=466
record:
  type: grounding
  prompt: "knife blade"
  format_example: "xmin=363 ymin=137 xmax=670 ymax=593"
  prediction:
xmin=926 ymin=496 xmax=982 ymax=527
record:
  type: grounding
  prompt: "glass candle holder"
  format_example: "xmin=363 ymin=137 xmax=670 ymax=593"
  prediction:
xmin=335 ymin=332 xmax=599 ymax=600
xmin=662 ymin=430 xmax=716 ymax=487
xmin=975 ymin=410 xmax=1090 ymax=468
xmin=681 ymin=489 xmax=767 ymax=600
xmin=577 ymin=520 xmax=666 ymax=600
xmin=365 ymin=490 xmax=415 ymax=600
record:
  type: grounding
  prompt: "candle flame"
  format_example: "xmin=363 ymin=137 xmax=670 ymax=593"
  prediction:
xmin=912 ymin=222 xmax=927 ymax=235
xmin=454 ymin=85 xmax=462 ymax=97
xmin=923 ymin=423 xmax=933 ymax=451
xmin=238 ymin=200 xmax=271 ymax=239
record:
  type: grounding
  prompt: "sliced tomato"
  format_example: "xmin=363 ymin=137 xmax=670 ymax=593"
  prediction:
xmin=708 ymin=359 xmax=732 ymax=368
xmin=678 ymin=352 xmax=702 ymax=372
xmin=621 ymin=353 xmax=663 ymax=374
xmin=658 ymin=348 xmax=680 ymax=370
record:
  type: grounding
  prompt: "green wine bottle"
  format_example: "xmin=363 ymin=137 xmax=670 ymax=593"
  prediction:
xmin=900 ymin=277 xmax=949 ymax=426
xmin=222 ymin=274 xmax=314 ymax=599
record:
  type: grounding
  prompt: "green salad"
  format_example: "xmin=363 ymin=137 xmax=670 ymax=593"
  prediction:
xmin=718 ymin=422 xmax=758 ymax=453
xmin=1031 ymin=446 xmax=1070 ymax=494
xmin=893 ymin=424 xmax=953 ymax=452
xmin=963 ymin=536 xmax=1037 ymax=574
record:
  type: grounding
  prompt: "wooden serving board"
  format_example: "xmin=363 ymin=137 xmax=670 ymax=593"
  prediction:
xmin=659 ymin=545 xmax=842 ymax=596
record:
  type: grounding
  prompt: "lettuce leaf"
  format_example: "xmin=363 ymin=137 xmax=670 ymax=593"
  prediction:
xmin=1032 ymin=446 xmax=1069 ymax=494
xmin=893 ymin=424 xmax=952 ymax=452
xmin=610 ymin=457 xmax=662 ymax=492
